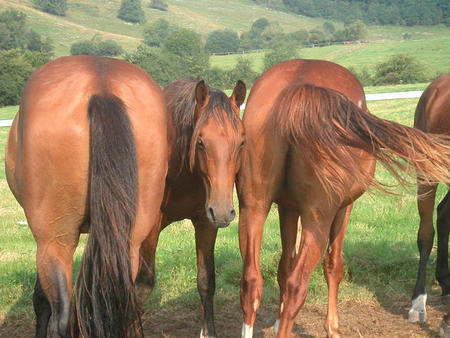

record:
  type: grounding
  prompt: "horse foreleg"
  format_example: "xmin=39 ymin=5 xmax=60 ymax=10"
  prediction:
xmin=193 ymin=217 xmax=218 ymax=338
xmin=409 ymin=183 xmax=438 ymax=323
xmin=323 ymin=204 xmax=352 ymax=338
xmin=276 ymin=212 xmax=333 ymax=338
xmin=436 ymin=190 xmax=450 ymax=303
xmin=239 ymin=205 xmax=270 ymax=338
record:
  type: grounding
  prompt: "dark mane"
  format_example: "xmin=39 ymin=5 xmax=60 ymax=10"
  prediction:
xmin=164 ymin=79 xmax=241 ymax=174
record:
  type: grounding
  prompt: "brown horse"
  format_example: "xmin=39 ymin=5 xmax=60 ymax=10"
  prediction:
xmin=408 ymin=73 xmax=450 ymax=325
xmin=236 ymin=59 xmax=450 ymax=338
xmin=5 ymin=55 xmax=168 ymax=337
xmin=136 ymin=79 xmax=246 ymax=337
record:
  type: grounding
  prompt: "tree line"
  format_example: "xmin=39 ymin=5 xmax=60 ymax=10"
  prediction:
xmin=259 ymin=0 xmax=449 ymax=26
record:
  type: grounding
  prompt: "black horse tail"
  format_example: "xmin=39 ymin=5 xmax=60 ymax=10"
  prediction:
xmin=73 ymin=94 xmax=142 ymax=337
xmin=274 ymin=83 xmax=450 ymax=201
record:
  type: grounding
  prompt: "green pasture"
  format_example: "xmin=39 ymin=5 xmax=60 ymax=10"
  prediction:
xmin=210 ymin=36 xmax=450 ymax=75
xmin=0 ymin=96 xmax=447 ymax=327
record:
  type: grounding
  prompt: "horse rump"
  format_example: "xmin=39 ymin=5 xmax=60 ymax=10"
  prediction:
xmin=273 ymin=83 xmax=450 ymax=200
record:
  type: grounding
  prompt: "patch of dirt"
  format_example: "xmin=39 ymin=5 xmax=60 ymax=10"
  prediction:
xmin=1 ymin=293 xmax=447 ymax=337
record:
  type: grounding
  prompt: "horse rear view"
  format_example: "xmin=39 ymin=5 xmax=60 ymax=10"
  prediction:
xmin=409 ymin=73 xmax=450 ymax=326
xmin=5 ymin=55 xmax=168 ymax=337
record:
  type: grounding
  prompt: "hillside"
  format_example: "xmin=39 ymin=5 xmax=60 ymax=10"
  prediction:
xmin=0 ymin=0 xmax=449 ymax=77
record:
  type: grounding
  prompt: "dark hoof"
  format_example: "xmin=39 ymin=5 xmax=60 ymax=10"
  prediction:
xmin=442 ymin=294 xmax=450 ymax=305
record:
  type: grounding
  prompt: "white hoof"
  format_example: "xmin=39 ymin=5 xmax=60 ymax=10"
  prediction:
xmin=273 ymin=319 xmax=280 ymax=335
xmin=408 ymin=294 xmax=427 ymax=323
xmin=241 ymin=323 xmax=253 ymax=338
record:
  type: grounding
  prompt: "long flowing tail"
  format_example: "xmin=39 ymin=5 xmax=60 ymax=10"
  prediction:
xmin=73 ymin=94 xmax=142 ymax=337
xmin=274 ymin=83 xmax=450 ymax=200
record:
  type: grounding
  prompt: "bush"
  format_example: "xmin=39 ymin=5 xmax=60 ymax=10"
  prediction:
xmin=161 ymin=28 xmax=209 ymax=79
xmin=149 ymin=0 xmax=168 ymax=11
xmin=0 ymin=49 xmax=51 ymax=106
xmin=117 ymin=0 xmax=146 ymax=24
xmin=70 ymin=40 xmax=99 ymax=56
xmin=33 ymin=0 xmax=67 ymax=16
xmin=205 ymin=67 xmax=231 ymax=90
xmin=97 ymin=39 xmax=124 ymax=56
xmin=143 ymin=18 xmax=171 ymax=47
xmin=263 ymin=42 xmax=298 ymax=71
xmin=0 ymin=9 xmax=27 ymax=50
xmin=125 ymin=44 xmax=181 ymax=86
xmin=205 ymin=29 xmax=240 ymax=54
xmin=348 ymin=66 xmax=373 ymax=86
xmin=228 ymin=57 xmax=259 ymax=88
xmin=373 ymin=54 xmax=427 ymax=85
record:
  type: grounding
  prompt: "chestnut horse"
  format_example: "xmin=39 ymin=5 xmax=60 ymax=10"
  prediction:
xmin=5 ymin=56 xmax=168 ymax=337
xmin=408 ymin=73 xmax=450 ymax=325
xmin=136 ymin=79 xmax=246 ymax=337
xmin=236 ymin=59 xmax=450 ymax=337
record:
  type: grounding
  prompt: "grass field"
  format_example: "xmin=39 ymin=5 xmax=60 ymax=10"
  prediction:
xmin=210 ymin=36 xmax=450 ymax=75
xmin=0 ymin=96 xmax=447 ymax=327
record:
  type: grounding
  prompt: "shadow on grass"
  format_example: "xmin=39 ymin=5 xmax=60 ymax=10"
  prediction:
xmin=342 ymin=236 xmax=447 ymax=337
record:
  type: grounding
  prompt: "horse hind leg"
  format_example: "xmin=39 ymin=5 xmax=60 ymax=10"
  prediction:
xmin=409 ymin=183 xmax=438 ymax=323
xmin=436 ymin=190 xmax=450 ymax=304
xmin=273 ymin=205 xmax=299 ymax=335
xmin=33 ymin=275 xmax=51 ymax=338
xmin=323 ymin=204 xmax=352 ymax=338
xmin=277 ymin=210 xmax=334 ymax=337
xmin=30 ymin=210 xmax=81 ymax=337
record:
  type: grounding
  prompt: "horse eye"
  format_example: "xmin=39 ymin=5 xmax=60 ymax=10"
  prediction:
xmin=197 ymin=139 xmax=205 ymax=148
xmin=240 ymin=140 xmax=245 ymax=148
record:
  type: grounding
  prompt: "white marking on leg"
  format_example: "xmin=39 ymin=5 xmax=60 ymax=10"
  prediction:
xmin=200 ymin=328 xmax=205 ymax=338
xmin=280 ymin=302 xmax=284 ymax=314
xmin=292 ymin=216 xmax=302 ymax=258
xmin=253 ymin=299 xmax=259 ymax=312
xmin=273 ymin=319 xmax=280 ymax=334
xmin=408 ymin=294 xmax=427 ymax=323
xmin=241 ymin=323 xmax=253 ymax=338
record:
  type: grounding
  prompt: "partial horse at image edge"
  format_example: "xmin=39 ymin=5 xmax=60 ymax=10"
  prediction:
xmin=5 ymin=55 xmax=168 ymax=337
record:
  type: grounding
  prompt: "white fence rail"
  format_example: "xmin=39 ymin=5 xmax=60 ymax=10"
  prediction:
xmin=0 ymin=91 xmax=424 ymax=128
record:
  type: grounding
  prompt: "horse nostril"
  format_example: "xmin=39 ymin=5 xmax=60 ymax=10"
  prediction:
xmin=207 ymin=207 xmax=216 ymax=222
xmin=229 ymin=208 xmax=236 ymax=220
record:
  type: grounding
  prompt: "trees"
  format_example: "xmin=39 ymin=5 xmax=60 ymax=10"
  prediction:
xmin=205 ymin=29 xmax=240 ymax=54
xmin=161 ymin=29 xmax=209 ymax=79
xmin=0 ymin=9 xmax=27 ymax=50
xmin=143 ymin=18 xmax=171 ymax=47
xmin=117 ymin=0 xmax=146 ymax=24
xmin=70 ymin=37 xmax=124 ymax=57
xmin=33 ymin=0 xmax=67 ymax=16
xmin=373 ymin=54 xmax=427 ymax=85
xmin=263 ymin=42 xmax=298 ymax=71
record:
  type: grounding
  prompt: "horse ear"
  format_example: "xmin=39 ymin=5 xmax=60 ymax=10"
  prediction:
xmin=230 ymin=80 xmax=246 ymax=110
xmin=195 ymin=80 xmax=209 ymax=109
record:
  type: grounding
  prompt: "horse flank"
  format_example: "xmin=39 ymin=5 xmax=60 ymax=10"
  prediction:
xmin=273 ymin=83 xmax=450 ymax=201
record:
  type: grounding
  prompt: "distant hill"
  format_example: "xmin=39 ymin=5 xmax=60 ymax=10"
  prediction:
xmin=1 ymin=0 xmax=449 ymax=77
